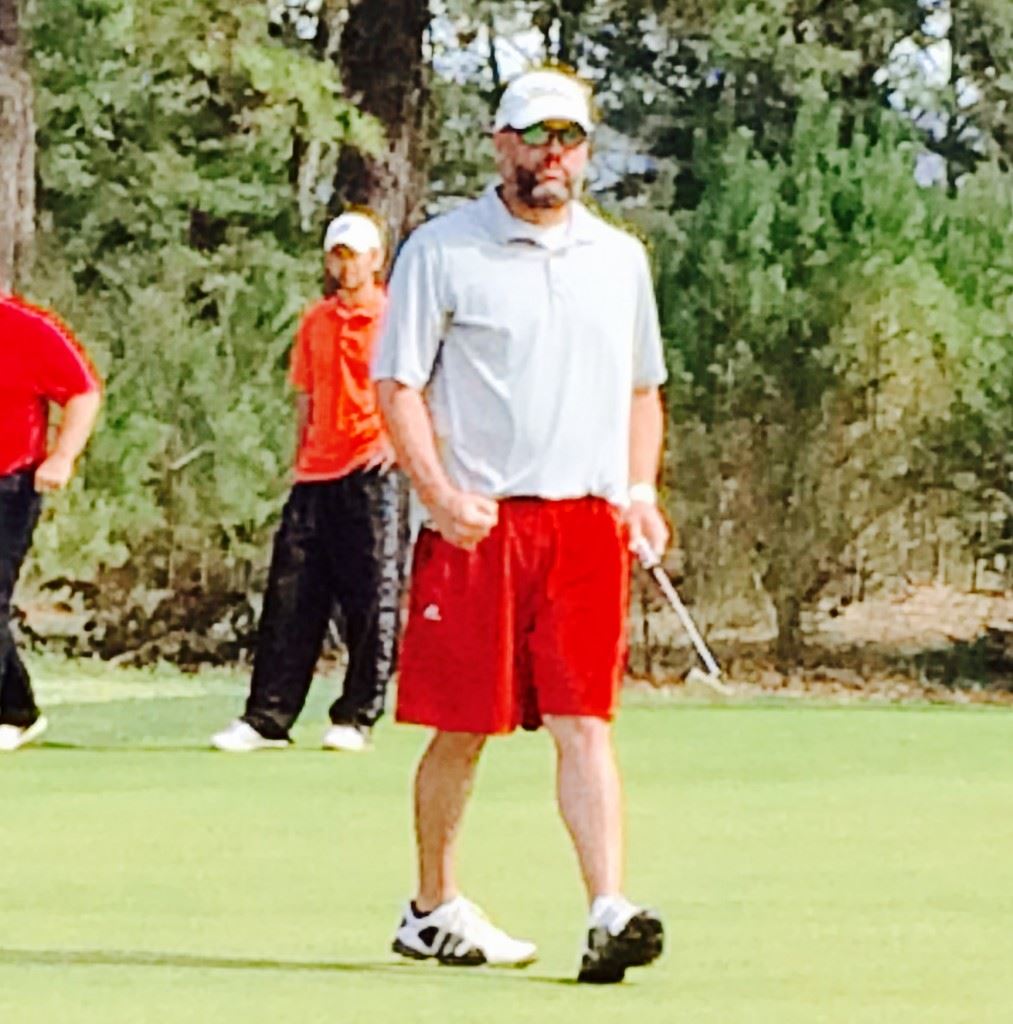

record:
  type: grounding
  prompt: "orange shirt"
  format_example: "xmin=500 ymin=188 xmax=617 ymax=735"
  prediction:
xmin=290 ymin=290 xmax=388 ymax=482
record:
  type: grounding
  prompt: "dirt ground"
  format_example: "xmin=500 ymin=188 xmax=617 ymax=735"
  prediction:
xmin=18 ymin=578 xmax=1013 ymax=704
xmin=630 ymin=581 xmax=1013 ymax=705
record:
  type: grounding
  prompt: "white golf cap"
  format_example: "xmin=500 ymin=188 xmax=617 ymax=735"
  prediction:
xmin=493 ymin=69 xmax=593 ymax=134
xmin=323 ymin=212 xmax=383 ymax=253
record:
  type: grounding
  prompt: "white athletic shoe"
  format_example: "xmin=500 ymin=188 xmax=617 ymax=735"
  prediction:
xmin=0 ymin=715 xmax=49 ymax=752
xmin=321 ymin=723 xmax=370 ymax=752
xmin=392 ymin=896 xmax=538 ymax=968
xmin=210 ymin=719 xmax=289 ymax=752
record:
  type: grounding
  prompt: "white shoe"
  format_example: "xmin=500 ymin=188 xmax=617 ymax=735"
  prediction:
xmin=321 ymin=723 xmax=370 ymax=752
xmin=0 ymin=715 xmax=49 ymax=752
xmin=210 ymin=719 xmax=289 ymax=752
xmin=392 ymin=896 xmax=538 ymax=968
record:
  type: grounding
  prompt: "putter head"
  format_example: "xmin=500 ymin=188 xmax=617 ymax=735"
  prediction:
xmin=685 ymin=666 xmax=734 ymax=699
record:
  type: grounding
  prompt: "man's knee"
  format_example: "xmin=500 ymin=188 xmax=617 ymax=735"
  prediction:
xmin=543 ymin=714 xmax=612 ymax=755
xmin=426 ymin=730 xmax=487 ymax=763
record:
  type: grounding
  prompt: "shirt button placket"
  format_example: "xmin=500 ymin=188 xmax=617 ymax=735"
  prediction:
xmin=546 ymin=249 xmax=563 ymax=305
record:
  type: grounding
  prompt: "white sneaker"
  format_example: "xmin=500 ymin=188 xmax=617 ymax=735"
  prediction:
xmin=392 ymin=896 xmax=538 ymax=968
xmin=210 ymin=719 xmax=289 ymax=752
xmin=321 ymin=723 xmax=370 ymax=752
xmin=0 ymin=716 xmax=48 ymax=752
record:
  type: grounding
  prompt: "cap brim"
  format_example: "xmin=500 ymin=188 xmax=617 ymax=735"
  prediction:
xmin=323 ymin=213 xmax=383 ymax=253
xmin=326 ymin=237 xmax=373 ymax=254
xmin=498 ymin=96 xmax=593 ymax=134
xmin=324 ymin=228 xmax=382 ymax=253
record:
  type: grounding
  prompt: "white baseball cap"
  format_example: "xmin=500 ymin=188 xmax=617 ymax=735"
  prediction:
xmin=493 ymin=69 xmax=593 ymax=134
xmin=323 ymin=212 xmax=383 ymax=253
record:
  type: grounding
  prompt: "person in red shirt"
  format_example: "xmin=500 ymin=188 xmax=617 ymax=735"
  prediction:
xmin=0 ymin=295 xmax=101 ymax=752
xmin=212 ymin=211 xmax=404 ymax=753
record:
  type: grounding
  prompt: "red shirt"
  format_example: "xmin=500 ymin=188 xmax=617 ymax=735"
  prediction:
xmin=290 ymin=290 xmax=388 ymax=482
xmin=0 ymin=296 xmax=101 ymax=477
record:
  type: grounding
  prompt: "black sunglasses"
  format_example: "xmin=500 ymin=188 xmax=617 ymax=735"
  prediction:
xmin=515 ymin=121 xmax=588 ymax=149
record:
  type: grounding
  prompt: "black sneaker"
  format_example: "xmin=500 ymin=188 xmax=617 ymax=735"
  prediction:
xmin=577 ymin=909 xmax=664 ymax=984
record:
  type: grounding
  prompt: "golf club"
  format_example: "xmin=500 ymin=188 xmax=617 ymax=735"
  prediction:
xmin=632 ymin=536 xmax=732 ymax=696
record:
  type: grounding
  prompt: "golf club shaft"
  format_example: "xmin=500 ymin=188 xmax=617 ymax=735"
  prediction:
xmin=633 ymin=538 xmax=722 ymax=678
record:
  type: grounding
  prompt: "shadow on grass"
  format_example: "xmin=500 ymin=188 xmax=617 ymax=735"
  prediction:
xmin=35 ymin=741 xmax=402 ymax=754
xmin=0 ymin=947 xmax=579 ymax=985
xmin=37 ymin=742 xmax=225 ymax=753
xmin=34 ymin=741 xmax=264 ymax=757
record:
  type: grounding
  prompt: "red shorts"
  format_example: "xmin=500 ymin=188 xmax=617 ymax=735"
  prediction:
xmin=396 ymin=497 xmax=630 ymax=734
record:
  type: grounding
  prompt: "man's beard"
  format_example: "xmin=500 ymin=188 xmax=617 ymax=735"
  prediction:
xmin=514 ymin=166 xmax=580 ymax=208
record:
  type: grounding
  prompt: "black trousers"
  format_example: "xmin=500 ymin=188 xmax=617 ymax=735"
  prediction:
xmin=0 ymin=471 xmax=43 ymax=728
xmin=243 ymin=469 xmax=406 ymax=739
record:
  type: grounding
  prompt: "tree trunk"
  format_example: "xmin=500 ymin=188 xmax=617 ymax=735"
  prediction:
xmin=331 ymin=0 xmax=430 ymax=249
xmin=330 ymin=0 xmax=430 ymax=577
xmin=0 ymin=0 xmax=34 ymax=291
xmin=758 ymin=426 xmax=814 ymax=668
xmin=772 ymin=591 xmax=802 ymax=666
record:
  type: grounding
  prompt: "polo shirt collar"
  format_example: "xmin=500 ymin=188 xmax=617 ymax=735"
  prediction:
xmin=481 ymin=183 xmax=598 ymax=249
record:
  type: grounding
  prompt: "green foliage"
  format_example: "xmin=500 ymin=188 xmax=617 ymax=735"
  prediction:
xmin=653 ymin=99 xmax=1012 ymax=656
xmin=425 ymin=74 xmax=497 ymax=209
xmin=24 ymin=0 xmax=382 ymax=599
xmin=19 ymin=0 xmax=1012 ymax=665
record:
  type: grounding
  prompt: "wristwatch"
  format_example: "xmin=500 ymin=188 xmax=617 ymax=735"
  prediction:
xmin=628 ymin=482 xmax=657 ymax=506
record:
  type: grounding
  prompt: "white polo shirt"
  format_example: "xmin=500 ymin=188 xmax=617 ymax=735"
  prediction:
xmin=373 ymin=185 xmax=667 ymax=506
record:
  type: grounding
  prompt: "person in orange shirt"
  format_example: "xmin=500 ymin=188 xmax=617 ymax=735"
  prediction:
xmin=212 ymin=211 xmax=404 ymax=753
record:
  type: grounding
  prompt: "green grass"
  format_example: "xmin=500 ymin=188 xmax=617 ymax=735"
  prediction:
xmin=2 ymin=666 xmax=1013 ymax=1023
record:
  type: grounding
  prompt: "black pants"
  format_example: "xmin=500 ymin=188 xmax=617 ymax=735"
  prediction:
xmin=0 ymin=471 xmax=42 ymax=728
xmin=243 ymin=469 xmax=406 ymax=740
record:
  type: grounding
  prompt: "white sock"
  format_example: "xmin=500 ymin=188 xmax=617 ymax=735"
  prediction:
xmin=589 ymin=894 xmax=641 ymax=935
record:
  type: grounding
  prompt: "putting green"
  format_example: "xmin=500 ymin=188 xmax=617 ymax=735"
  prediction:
xmin=1 ymin=667 xmax=1012 ymax=1023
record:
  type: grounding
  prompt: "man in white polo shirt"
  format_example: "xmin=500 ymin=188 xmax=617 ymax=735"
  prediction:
xmin=374 ymin=68 xmax=669 ymax=984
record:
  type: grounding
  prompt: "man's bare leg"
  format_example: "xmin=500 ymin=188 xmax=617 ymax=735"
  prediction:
xmin=542 ymin=714 xmax=623 ymax=901
xmin=414 ymin=729 xmax=487 ymax=911
xmin=543 ymin=713 xmax=663 ymax=982
xmin=394 ymin=728 xmax=538 ymax=967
